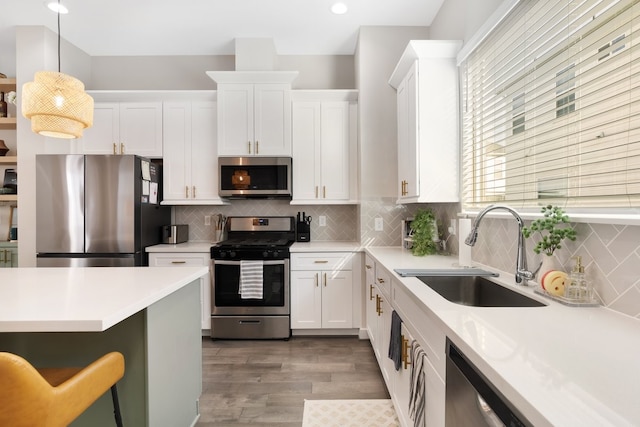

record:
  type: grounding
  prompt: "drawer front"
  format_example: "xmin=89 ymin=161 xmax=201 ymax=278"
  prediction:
xmin=291 ymin=252 xmax=354 ymax=271
xmin=374 ymin=264 xmax=391 ymax=297
xmin=149 ymin=253 xmax=209 ymax=267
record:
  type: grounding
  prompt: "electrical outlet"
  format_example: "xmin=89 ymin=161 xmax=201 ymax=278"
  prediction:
xmin=375 ymin=217 xmax=383 ymax=231
xmin=449 ymin=219 xmax=456 ymax=236
xmin=204 ymin=215 xmax=211 ymax=226
xmin=319 ymin=215 xmax=327 ymax=226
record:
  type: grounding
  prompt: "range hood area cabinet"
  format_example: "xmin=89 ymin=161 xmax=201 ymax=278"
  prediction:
xmin=80 ymin=99 xmax=163 ymax=158
xmin=389 ymin=40 xmax=462 ymax=204
xmin=162 ymin=96 xmax=227 ymax=205
xmin=291 ymin=90 xmax=359 ymax=204
xmin=207 ymin=71 xmax=299 ymax=157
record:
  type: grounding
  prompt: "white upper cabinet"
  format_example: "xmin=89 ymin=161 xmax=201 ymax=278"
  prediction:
xmin=389 ymin=40 xmax=462 ymax=204
xmin=291 ymin=91 xmax=358 ymax=204
xmin=81 ymin=102 xmax=163 ymax=157
xmin=207 ymin=71 xmax=298 ymax=157
xmin=163 ymin=97 xmax=226 ymax=205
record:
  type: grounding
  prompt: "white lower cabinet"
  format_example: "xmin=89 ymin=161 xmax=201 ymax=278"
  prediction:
xmin=366 ymin=257 xmax=446 ymax=427
xmin=148 ymin=252 xmax=211 ymax=331
xmin=291 ymin=252 xmax=358 ymax=330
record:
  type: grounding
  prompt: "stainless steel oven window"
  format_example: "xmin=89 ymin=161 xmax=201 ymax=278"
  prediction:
xmin=211 ymin=259 xmax=290 ymax=315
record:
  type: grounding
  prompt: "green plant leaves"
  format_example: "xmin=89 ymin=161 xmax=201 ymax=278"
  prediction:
xmin=522 ymin=205 xmax=577 ymax=256
xmin=410 ymin=209 xmax=438 ymax=256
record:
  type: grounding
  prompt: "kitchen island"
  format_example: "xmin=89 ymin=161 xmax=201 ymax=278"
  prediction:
xmin=0 ymin=266 xmax=208 ymax=427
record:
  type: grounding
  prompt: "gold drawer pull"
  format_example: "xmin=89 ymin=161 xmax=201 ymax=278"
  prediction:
xmin=171 ymin=261 xmax=187 ymax=264
xmin=402 ymin=335 xmax=411 ymax=369
xmin=314 ymin=260 xmax=329 ymax=264
xmin=377 ymin=278 xmax=385 ymax=283
xmin=369 ymin=284 xmax=374 ymax=300
xmin=365 ymin=264 xmax=372 ymax=269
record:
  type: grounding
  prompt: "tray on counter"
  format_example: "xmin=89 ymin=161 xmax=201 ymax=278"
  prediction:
xmin=534 ymin=287 xmax=600 ymax=307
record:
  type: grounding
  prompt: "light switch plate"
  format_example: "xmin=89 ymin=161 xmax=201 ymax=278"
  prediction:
xmin=319 ymin=215 xmax=327 ymax=226
xmin=375 ymin=217 xmax=383 ymax=231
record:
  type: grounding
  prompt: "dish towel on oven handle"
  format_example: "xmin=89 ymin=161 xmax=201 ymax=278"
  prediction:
xmin=239 ymin=260 xmax=264 ymax=299
xmin=409 ymin=340 xmax=426 ymax=427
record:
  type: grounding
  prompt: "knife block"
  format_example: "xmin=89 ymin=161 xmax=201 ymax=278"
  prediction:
xmin=296 ymin=221 xmax=310 ymax=242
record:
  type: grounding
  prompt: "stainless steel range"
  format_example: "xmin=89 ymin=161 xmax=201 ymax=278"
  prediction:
xmin=210 ymin=216 xmax=295 ymax=339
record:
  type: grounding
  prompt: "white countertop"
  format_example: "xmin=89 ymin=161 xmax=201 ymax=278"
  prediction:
xmin=146 ymin=242 xmax=213 ymax=253
xmin=366 ymin=247 xmax=640 ymax=427
xmin=291 ymin=241 xmax=362 ymax=252
xmin=147 ymin=241 xmax=363 ymax=253
xmin=0 ymin=267 xmax=208 ymax=333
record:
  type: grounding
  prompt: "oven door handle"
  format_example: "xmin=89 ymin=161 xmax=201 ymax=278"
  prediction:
xmin=213 ymin=260 xmax=287 ymax=266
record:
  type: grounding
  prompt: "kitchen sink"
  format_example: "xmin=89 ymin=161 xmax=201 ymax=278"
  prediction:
xmin=417 ymin=275 xmax=546 ymax=307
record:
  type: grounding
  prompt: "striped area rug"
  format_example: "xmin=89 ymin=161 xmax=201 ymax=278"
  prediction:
xmin=302 ymin=399 xmax=400 ymax=427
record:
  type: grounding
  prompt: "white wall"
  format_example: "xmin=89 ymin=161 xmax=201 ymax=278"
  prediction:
xmin=89 ymin=55 xmax=355 ymax=90
xmin=429 ymin=0 xmax=505 ymax=41
xmin=16 ymin=26 xmax=91 ymax=267
xmin=356 ymin=26 xmax=429 ymax=200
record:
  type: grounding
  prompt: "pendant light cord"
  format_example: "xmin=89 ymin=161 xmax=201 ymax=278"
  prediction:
xmin=57 ymin=0 xmax=61 ymax=72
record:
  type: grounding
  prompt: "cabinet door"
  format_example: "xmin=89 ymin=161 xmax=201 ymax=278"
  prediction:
xmin=162 ymin=102 xmax=191 ymax=202
xmin=254 ymin=84 xmax=292 ymax=156
xmin=81 ymin=102 xmax=119 ymax=154
xmin=217 ymin=84 xmax=253 ymax=156
xmin=365 ymin=258 xmax=378 ymax=347
xmin=148 ymin=252 xmax=211 ymax=331
xmin=320 ymin=102 xmax=350 ymax=200
xmin=395 ymin=324 xmax=414 ymax=427
xmin=321 ymin=270 xmax=353 ymax=328
xmin=397 ymin=62 xmax=419 ymax=201
xmin=190 ymin=101 xmax=218 ymax=201
xmin=292 ymin=101 xmax=321 ymax=201
xmin=378 ymin=291 xmax=394 ymax=385
xmin=290 ymin=270 xmax=322 ymax=329
xmin=119 ymin=102 xmax=163 ymax=157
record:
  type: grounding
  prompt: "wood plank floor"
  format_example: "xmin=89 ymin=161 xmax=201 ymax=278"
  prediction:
xmin=195 ymin=336 xmax=390 ymax=426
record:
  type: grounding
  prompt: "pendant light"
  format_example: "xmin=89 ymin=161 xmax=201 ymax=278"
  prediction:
xmin=22 ymin=0 xmax=93 ymax=139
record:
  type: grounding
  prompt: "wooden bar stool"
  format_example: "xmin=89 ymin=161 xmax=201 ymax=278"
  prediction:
xmin=0 ymin=351 xmax=125 ymax=427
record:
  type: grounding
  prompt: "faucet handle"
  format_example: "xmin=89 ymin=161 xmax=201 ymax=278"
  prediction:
xmin=518 ymin=261 xmax=543 ymax=283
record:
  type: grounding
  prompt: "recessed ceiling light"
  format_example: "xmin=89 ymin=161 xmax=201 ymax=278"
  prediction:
xmin=45 ymin=1 xmax=69 ymax=14
xmin=331 ymin=2 xmax=348 ymax=15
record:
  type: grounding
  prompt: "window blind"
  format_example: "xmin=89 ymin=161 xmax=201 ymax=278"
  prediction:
xmin=461 ymin=0 xmax=640 ymax=210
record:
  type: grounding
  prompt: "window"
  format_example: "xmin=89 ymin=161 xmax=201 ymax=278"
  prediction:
xmin=461 ymin=0 xmax=640 ymax=210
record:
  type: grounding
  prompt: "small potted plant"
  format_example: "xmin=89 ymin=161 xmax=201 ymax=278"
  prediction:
xmin=522 ymin=205 xmax=577 ymax=257
xmin=409 ymin=209 xmax=439 ymax=256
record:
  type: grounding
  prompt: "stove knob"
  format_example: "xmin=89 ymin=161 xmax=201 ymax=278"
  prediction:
xmin=263 ymin=251 xmax=269 ymax=258
xmin=229 ymin=251 xmax=236 ymax=258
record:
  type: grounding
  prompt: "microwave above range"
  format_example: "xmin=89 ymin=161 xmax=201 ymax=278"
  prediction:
xmin=218 ymin=156 xmax=292 ymax=199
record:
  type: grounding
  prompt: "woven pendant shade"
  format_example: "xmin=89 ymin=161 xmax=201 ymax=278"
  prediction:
xmin=22 ymin=71 xmax=94 ymax=139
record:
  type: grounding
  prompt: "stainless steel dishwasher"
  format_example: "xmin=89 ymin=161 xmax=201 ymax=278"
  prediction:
xmin=445 ymin=339 xmax=532 ymax=427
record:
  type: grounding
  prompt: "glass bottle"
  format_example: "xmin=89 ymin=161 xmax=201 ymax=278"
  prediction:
xmin=0 ymin=92 xmax=6 ymax=118
xmin=567 ymin=256 xmax=588 ymax=302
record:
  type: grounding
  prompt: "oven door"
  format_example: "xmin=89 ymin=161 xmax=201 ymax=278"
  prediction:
xmin=211 ymin=259 xmax=290 ymax=315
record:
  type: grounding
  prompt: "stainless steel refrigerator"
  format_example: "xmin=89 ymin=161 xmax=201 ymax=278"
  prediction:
xmin=36 ymin=155 xmax=171 ymax=267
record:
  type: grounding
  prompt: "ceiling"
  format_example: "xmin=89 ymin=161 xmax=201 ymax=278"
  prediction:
xmin=0 ymin=0 xmax=444 ymax=58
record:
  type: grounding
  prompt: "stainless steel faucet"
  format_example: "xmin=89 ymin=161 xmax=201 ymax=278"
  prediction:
xmin=465 ymin=204 xmax=540 ymax=285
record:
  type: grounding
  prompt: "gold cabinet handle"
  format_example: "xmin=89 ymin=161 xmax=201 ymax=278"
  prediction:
xmin=185 ymin=186 xmax=189 ymax=198
xmin=375 ymin=295 xmax=380 ymax=315
xmin=315 ymin=186 xmax=318 ymax=198
xmin=120 ymin=143 xmax=125 ymax=155
xmin=0 ymin=249 xmax=6 ymax=264
xmin=192 ymin=186 xmax=196 ymax=198
xmin=323 ymin=272 xmax=327 ymax=287
xmin=248 ymin=141 xmax=251 ymax=154
xmin=315 ymin=273 xmax=319 ymax=287
xmin=369 ymin=284 xmax=374 ymax=301
xmin=377 ymin=277 xmax=385 ymax=284
xmin=113 ymin=143 xmax=117 ymax=155
xmin=171 ymin=261 xmax=187 ymax=264
xmin=402 ymin=335 xmax=411 ymax=369
xmin=323 ymin=186 xmax=326 ymax=198
xmin=314 ymin=260 xmax=329 ymax=264
xmin=365 ymin=264 xmax=372 ymax=269
xmin=256 ymin=140 xmax=259 ymax=154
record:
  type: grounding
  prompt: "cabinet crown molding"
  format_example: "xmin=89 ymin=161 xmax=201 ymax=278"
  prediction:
xmin=388 ymin=40 xmax=462 ymax=89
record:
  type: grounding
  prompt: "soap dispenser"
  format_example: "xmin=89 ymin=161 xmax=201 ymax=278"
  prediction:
xmin=567 ymin=256 xmax=589 ymax=301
